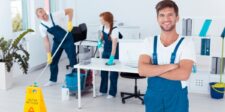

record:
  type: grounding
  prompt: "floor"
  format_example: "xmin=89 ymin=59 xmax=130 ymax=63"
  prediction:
xmin=0 ymin=59 xmax=225 ymax=112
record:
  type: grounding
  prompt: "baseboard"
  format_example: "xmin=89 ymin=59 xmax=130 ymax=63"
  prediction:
xmin=28 ymin=56 xmax=68 ymax=73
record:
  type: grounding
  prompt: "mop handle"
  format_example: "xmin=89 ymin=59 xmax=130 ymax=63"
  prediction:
xmin=34 ymin=32 xmax=70 ymax=83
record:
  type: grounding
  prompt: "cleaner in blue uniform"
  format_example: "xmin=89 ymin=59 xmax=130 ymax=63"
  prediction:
xmin=36 ymin=8 xmax=77 ymax=86
xmin=97 ymin=12 xmax=120 ymax=99
xmin=138 ymin=0 xmax=196 ymax=112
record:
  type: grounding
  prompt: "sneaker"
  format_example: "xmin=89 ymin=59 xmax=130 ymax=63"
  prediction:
xmin=43 ymin=81 xmax=57 ymax=87
xmin=106 ymin=95 xmax=114 ymax=99
xmin=97 ymin=92 xmax=107 ymax=97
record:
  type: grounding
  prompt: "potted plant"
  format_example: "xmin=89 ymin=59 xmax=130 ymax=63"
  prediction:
xmin=209 ymin=29 xmax=225 ymax=99
xmin=0 ymin=29 xmax=34 ymax=90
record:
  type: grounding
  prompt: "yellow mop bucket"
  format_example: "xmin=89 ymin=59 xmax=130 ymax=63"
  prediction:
xmin=24 ymin=84 xmax=47 ymax=112
xmin=210 ymin=82 xmax=225 ymax=99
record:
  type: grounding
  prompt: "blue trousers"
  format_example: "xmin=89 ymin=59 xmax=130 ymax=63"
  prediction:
xmin=50 ymin=40 xmax=77 ymax=82
xmin=144 ymin=87 xmax=189 ymax=112
xmin=99 ymin=52 xmax=119 ymax=97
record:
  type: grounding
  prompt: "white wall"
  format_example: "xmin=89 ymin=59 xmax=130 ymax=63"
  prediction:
xmin=53 ymin=0 xmax=77 ymax=25
xmin=0 ymin=0 xmax=12 ymax=38
xmin=24 ymin=0 xmax=46 ymax=70
xmin=75 ymin=0 xmax=225 ymax=38
xmin=177 ymin=0 xmax=225 ymax=18
xmin=75 ymin=0 xmax=155 ymax=38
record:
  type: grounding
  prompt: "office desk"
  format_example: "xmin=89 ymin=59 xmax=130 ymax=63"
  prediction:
xmin=74 ymin=58 xmax=138 ymax=109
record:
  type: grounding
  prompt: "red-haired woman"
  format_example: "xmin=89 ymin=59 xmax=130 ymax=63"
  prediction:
xmin=97 ymin=12 xmax=119 ymax=99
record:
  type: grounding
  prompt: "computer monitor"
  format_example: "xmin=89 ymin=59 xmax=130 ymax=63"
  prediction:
xmin=85 ymin=25 xmax=99 ymax=41
xmin=119 ymin=39 xmax=145 ymax=68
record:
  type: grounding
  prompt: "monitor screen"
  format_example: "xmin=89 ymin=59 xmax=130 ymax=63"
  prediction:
xmin=85 ymin=25 xmax=99 ymax=41
xmin=119 ymin=39 xmax=145 ymax=68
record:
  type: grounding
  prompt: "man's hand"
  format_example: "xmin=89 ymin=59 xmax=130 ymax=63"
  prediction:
xmin=47 ymin=52 xmax=52 ymax=64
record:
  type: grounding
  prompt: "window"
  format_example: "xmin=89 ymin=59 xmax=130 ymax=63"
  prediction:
xmin=50 ymin=0 xmax=57 ymax=12
xmin=10 ymin=0 xmax=28 ymax=32
xmin=45 ymin=0 xmax=57 ymax=13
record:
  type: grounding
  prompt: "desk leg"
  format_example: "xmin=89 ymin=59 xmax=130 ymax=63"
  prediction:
xmin=93 ymin=70 xmax=96 ymax=98
xmin=77 ymin=68 xmax=81 ymax=109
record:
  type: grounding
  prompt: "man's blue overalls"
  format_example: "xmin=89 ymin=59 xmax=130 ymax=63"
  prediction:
xmin=41 ymin=14 xmax=77 ymax=82
xmin=99 ymin=26 xmax=119 ymax=97
xmin=144 ymin=36 xmax=188 ymax=112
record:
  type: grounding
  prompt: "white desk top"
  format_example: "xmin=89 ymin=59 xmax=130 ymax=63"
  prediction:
xmin=74 ymin=58 xmax=138 ymax=73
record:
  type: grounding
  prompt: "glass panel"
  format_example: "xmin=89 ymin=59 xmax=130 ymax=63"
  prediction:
xmin=10 ymin=0 xmax=28 ymax=32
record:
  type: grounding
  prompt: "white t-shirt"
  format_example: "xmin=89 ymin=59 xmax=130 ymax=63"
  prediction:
xmin=99 ymin=25 xmax=119 ymax=39
xmin=141 ymin=35 xmax=196 ymax=88
xmin=39 ymin=11 xmax=68 ymax=38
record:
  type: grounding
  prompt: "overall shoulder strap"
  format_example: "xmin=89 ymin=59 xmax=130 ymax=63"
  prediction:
xmin=170 ymin=37 xmax=185 ymax=64
xmin=152 ymin=35 xmax=158 ymax=65
xmin=50 ymin=13 xmax=55 ymax=26
xmin=102 ymin=26 xmax=105 ymax=32
xmin=108 ymin=26 xmax=118 ymax=36
xmin=41 ymin=23 xmax=49 ymax=29
xmin=112 ymin=26 xmax=117 ymax=29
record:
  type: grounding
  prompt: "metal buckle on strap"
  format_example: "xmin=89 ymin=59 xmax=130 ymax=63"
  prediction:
xmin=170 ymin=53 xmax=176 ymax=64
xmin=152 ymin=53 xmax=158 ymax=64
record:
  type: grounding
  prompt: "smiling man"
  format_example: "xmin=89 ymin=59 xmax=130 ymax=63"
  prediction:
xmin=138 ymin=0 xmax=196 ymax=112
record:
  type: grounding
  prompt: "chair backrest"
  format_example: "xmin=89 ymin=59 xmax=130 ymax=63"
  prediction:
xmin=71 ymin=23 xmax=87 ymax=42
xmin=79 ymin=23 xmax=87 ymax=33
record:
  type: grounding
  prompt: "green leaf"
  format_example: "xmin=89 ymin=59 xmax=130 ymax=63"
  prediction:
xmin=12 ymin=29 xmax=34 ymax=47
xmin=0 ymin=29 xmax=33 ymax=74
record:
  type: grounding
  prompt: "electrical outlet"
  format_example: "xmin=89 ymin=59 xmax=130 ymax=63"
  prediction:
xmin=195 ymin=79 xmax=204 ymax=87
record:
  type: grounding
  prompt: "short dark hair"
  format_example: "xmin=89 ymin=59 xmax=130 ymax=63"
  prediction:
xmin=155 ymin=0 xmax=179 ymax=16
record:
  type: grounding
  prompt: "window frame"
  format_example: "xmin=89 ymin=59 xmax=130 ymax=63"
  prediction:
xmin=10 ymin=0 xmax=29 ymax=32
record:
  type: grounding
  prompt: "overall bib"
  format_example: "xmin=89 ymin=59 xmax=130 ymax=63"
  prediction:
xmin=99 ymin=27 xmax=119 ymax=96
xmin=41 ymin=14 xmax=77 ymax=82
xmin=144 ymin=36 xmax=188 ymax=112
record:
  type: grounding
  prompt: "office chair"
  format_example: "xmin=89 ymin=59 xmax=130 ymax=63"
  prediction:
xmin=120 ymin=72 xmax=145 ymax=104
xmin=71 ymin=23 xmax=87 ymax=42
